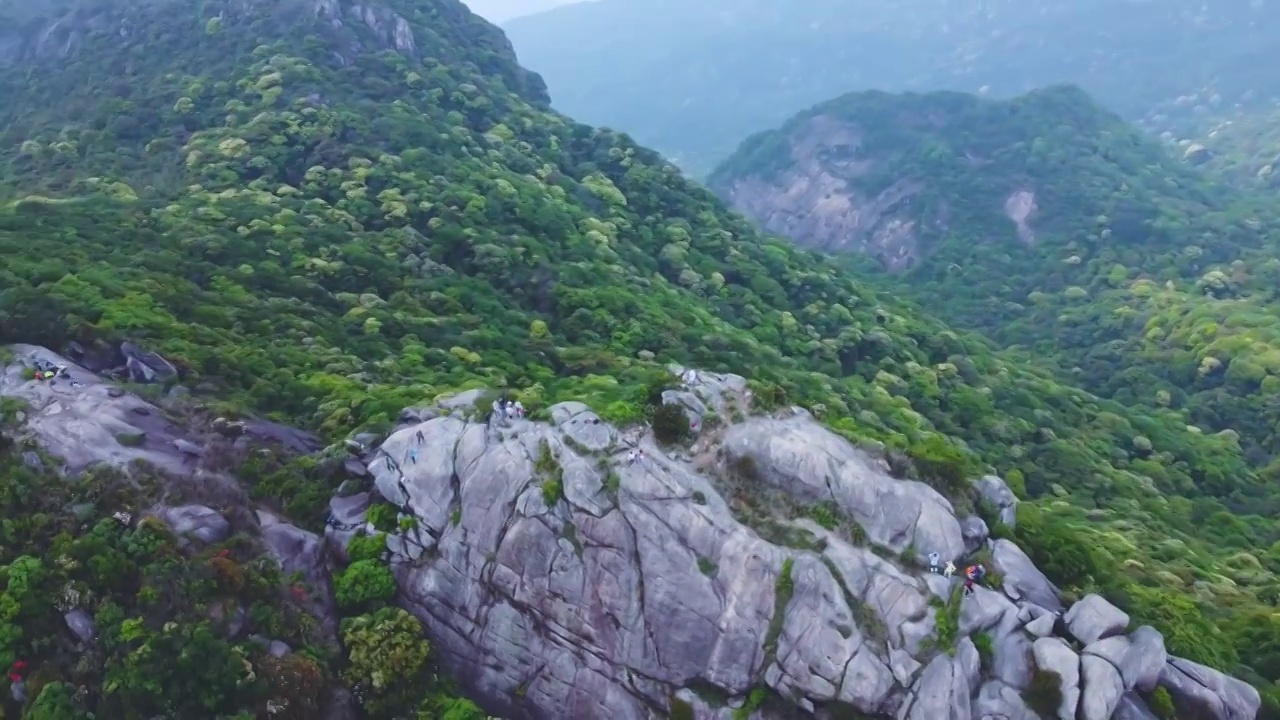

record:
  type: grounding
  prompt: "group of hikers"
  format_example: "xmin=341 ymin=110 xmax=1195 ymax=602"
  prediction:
xmin=28 ymin=358 xmax=81 ymax=388
xmin=927 ymin=552 xmax=989 ymax=595
xmin=490 ymin=396 xmax=526 ymax=425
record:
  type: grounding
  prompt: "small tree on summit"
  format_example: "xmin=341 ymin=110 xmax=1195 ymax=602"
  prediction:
xmin=652 ymin=403 xmax=689 ymax=445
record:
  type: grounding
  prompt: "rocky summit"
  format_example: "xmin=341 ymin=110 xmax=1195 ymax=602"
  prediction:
xmin=0 ymin=345 xmax=1265 ymax=718
xmin=319 ymin=361 xmax=1258 ymax=719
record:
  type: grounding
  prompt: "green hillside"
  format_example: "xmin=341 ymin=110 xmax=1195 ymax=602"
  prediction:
xmin=710 ymin=85 xmax=1280 ymax=475
xmin=0 ymin=0 xmax=1279 ymax=715
xmin=503 ymin=0 xmax=1278 ymax=177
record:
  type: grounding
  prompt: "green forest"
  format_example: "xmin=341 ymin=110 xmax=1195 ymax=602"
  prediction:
xmin=1 ymin=0 xmax=1280 ymax=716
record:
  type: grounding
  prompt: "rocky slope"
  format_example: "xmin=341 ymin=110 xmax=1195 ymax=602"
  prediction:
xmin=324 ymin=365 xmax=1261 ymax=720
xmin=0 ymin=344 xmax=1264 ymax=718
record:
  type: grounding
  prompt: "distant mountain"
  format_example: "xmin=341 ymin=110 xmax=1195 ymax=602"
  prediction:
xmin=711 ymin=83 xmax=1280 ymax=486
xmin=708 ymin=84 xmax=1216 ymax=273
xmin=504 ymin=0 xmax=1279 ymax=178
xmin=462 ymin=0 xmax=591 ymax=23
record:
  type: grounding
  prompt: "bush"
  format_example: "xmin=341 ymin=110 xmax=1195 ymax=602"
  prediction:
xmin=906 ymin=435 xmax=972 ymax=495
xmin=346 ymin=533 xmax=388 ymax=563
xmin=1147 ymin=686 xmax=1176 ymax=719
xmin=652 ymin=403 xmax=690 ymax=444
xmin=1024 ymin=669 xmax=1063 ymax=717
xmin=669 ymin=695 xmax=695 ymax=720
xmin=334 ymin=559 xmax=396 ymax=610
xmin=972 ymin=631 xmax=994 ymax=671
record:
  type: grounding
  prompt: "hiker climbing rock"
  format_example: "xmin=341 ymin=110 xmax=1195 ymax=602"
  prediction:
xmin=928 ymin=552 xmax=940 ymax=573
xmin=415 ymin=429 xmax=424 ymax=444
xmin=409 ymin=448 xmax=418 ymax=464
xmin=963 ymin=564 xmax=986 ymax=595
xmin=943 ymin=560 xmax=956 ymax=579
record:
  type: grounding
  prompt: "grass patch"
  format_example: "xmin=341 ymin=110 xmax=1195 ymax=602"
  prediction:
xmin=927 ymin=583 xmax=964 ymax=655
xmin=1023 ymin=668 xmax=1063 ymax=717
xmin=541 ymin=479 xmax=563 ymax=506
xmin=732 ymin=686 xmax=769 ymax=720
xmin=763 ymin=557 xmax=796 ymax=661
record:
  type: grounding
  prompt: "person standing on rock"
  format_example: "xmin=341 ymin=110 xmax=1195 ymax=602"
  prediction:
xmin=415 ymin=429 xmax=424 ymax=444
xmin=928 ymin=552 xmax=940 ymax=573
xmin=943 ymin=560 xmax=956 ymax=579
xmin=514 ymin=400 xmax=525 ymax=418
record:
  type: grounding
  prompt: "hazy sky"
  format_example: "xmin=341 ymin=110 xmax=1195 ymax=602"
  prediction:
xmin=463 ymin=0 xmax=591 ymax=24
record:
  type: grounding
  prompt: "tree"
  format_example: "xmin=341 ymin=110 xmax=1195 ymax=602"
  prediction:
xmin=651 ymin=403 xmax=689 ymax=444
xmin=334 ymin=560 xmax=396 ymax=611
xmin=342 ymin=607 xmax=432 ymax=716
xmin=26 ymin=681 xmax=88 ymax=720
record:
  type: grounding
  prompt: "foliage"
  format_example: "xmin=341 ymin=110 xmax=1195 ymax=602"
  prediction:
xmin=334 ymin=559 xmax=397 ymax=611
xmin=0 ymin=458 xmax=340 ymax=718
xmin=503 ymin=0 xmax=1278 ymax=177
xmin=1024 ymin=669 xmax=1064 ymax=717
xmin=341 ymin=607 xmax=433 ymax=717
xmin=651 ymin=403 xmax=690 ymax=444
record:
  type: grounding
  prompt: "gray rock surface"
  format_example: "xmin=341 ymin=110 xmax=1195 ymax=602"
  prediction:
xmin=990 ymin=539 xmax=1062 ymax=612
xmin=1032 ymin=636 xmax=1080 ymax=720
xmin=348 ymin=377 xmax=1256 ymax=720
xmin=64 ymin=608 xmax=97 ymax=642
xmin=1 ymin=344 xmax=207 ymax=476
xmin=4 ymin=346 xmax=1261 ymax=720
xmin=973 ymin=474 xmax=1018 ymax=527
xmin=1064 ymin=593 xmax=1130 ymax=645
xmin=160 ymin=504 xmax=231 ymax=545
xmin=722 ymin=415 xmax=965 ymax=561
xmin=1160 ymin=657 xmax=1261 ymax=720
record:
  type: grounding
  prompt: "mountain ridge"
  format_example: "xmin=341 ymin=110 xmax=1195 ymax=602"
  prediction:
xmin=503 ymin=0 xmax=1279 ymax=177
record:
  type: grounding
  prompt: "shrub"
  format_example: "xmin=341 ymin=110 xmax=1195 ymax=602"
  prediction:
xmin=1024 ymin=669 xmax=1063 ymax=717
xmin=972 ymin=632 xmax=994 ymax=671
xmin=334 ymin=559 xmax=396 ymax=610
xmin=652 ymin=403 xmax=689 ymax=444
xmin=1147 ymin=686 xmax=1176 ymax=719
xmin=669 ymin=695 xmax=695 ymax=720
xmin=346 ymin=533 xmax=388 ymax=563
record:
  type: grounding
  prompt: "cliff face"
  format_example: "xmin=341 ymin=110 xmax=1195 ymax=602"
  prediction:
xmin=327 ymin=367 xmax=1261 ymax=720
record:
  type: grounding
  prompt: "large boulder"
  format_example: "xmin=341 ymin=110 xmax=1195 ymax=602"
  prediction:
xmin=0 ymin=344 xmax=209 ymax=476
xmin=721 ymin=415 xmax=965 ymax=561
xmin=345 ymin=379 xmax=1258 ymax=720
xmin=973 ymin=474 xmax=1018 ymax=528
xmin=1032 ymin=636 xmax=1081 ymax=720
xmin=1159 ymin=657 xmax=1261 ymax=720
xmin=990 ymin=539 xmax=1062 ymax=612
xmin=1064 ymin=593 xmax=1129 ymax=645
xmin=159 ymin=504 xmax=231 ymax=545
xmin=121 ymin=340 xmax=179 ymax=384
